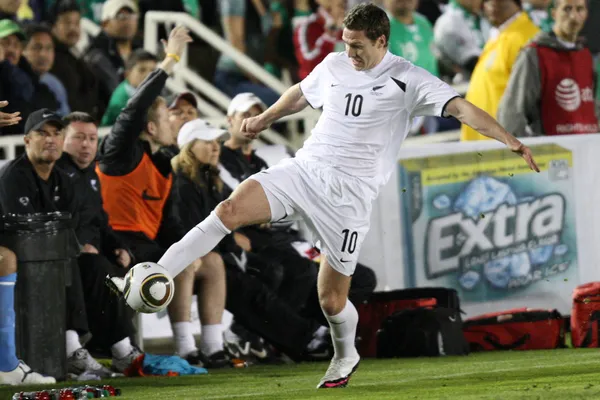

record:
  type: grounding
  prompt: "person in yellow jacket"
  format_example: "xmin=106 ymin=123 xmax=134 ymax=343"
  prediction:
xmin=461 ymin=0 xmax=540 ymax=141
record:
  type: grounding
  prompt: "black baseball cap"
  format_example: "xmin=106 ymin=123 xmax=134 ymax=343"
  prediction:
xmin=24 ymin=109 xmax=64 ymax=134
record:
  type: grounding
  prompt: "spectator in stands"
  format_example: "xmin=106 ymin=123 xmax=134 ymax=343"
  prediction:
xmin=214 ymin=0 xmax=279 ymax=107
xmin=0 ymin=19 xmax=59 ymax=133
xmin=98 ymin=28 xmax=232 ymax=368
xmin=293 ymin=0 xmax=345 ymax=80
xmin=85 ymin=0 xmax=141 ymax=109
xmin=0 ymin=107 xmax=52 ymax=386
xmin=50 ymin=0 xmax=102 ymax=119
xmin=170 ymin=119 xmax=332 ymax=363
xmin=434 ymin=0 xmax=488 ymax=77
xmin=0 ymin=0 xmax=19 ymax=20
xmin=384 ymin=0 xmax=438 ymax=77
xmin=460 ymin=0 xmax=540 ymax=140
xmin=498 ymin=0 xmax=597 ymax=136
xmin=101 ymin=49 xmax=157 ymax=126
xmin=0 ymin=109 xmax=127 ymax=378
xmin=23 ymin=23 xmax=70 ymax=116
xmin=264 ymin=0 xmax=301 ymax=81
xmin=523 ymin=0 xmax=553 ymax=31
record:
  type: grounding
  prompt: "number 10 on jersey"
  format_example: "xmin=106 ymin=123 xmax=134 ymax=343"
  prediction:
xmin=344 ymin=94 xmax=363 ymax=117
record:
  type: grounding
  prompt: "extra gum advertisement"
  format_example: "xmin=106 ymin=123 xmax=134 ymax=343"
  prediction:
xmin=399 ymin=144 xmax=579 ymax=302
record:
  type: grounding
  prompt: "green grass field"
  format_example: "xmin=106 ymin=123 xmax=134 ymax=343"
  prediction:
xmin=3 ymin=349 xmax=600 ymax=399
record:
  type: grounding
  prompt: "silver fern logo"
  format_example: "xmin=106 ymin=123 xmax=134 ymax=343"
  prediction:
xmin=555 ymin=79 xmax=581 ymax=111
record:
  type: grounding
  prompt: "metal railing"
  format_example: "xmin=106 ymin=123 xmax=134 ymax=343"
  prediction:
xmin=143 ymin=11 xmax=321 ymax=149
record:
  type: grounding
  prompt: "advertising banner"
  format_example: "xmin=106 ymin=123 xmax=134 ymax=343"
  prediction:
xmin=399 ymin=143 xmax=579 ymax=303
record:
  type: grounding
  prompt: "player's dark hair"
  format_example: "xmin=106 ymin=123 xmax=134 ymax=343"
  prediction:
xmin=23 ymin=23 xmax=52 ymax=46
xmin=343 ymin=3 xmax=390 ymax=46
xmin=125 ymin=49 xmax=158 ymax=71
xmin=63 ymin=111 xmax=97 ymax=127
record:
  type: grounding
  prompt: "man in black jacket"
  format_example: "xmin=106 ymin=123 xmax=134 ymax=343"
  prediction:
xmin=0 ymin=109 xmax=140 ymax=378
xmin=57 ymin=111 xmax=143 ymax=371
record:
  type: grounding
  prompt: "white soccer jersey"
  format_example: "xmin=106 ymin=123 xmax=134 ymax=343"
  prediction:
xmin=297 ymin=51 xmax=459 ymax=187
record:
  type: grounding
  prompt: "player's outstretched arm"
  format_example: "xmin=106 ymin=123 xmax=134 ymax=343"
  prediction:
xmin=241 ymin=84 xmax=309 ymax=138
xmin=444 ymin=97 xmax=540 ymax=172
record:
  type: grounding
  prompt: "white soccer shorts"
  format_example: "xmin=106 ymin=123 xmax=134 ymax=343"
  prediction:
xmin=249 ymin=158 xmax=377 ymax=276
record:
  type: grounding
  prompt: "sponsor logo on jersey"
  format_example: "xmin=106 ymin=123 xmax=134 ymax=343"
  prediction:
xmin=555 ymin=79 xmax=594 ymax=112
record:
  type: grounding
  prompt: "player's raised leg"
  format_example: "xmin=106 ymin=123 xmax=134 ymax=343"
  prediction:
xmin=157 ymin=178 xmax=272 ymax=277
xmin=316 ymin=257 xmax=360 ymax=389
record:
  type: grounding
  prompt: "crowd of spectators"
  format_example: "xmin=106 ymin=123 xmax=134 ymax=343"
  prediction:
xmin=0 ymin=0 xmax=597 ymax=387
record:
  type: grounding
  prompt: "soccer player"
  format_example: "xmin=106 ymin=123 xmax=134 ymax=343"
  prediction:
xmin=116 ymin=3 xmax=539 ymax=388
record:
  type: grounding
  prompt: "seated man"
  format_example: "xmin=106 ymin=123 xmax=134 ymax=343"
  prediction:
xmin=57 ymin=111 xmax=142 ymax=369
xmin=0 ymin=109 xmax=138 ymax=378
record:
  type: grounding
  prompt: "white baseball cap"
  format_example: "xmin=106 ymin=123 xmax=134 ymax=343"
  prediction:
xmin=178 ymin=119 xmax=229 ymax=148
xmin=102 ymin=0 xmax=138 ymax=21
xmin=227 ymin=93 xmax=267 ymax=116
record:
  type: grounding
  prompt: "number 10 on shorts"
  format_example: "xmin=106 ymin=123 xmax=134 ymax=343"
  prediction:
xmin=341 ymin=229 xmax=358 ymax=254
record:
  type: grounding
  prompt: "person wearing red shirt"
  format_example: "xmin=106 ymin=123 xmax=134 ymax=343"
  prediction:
xmin=293 ymin=0 xmax=345 ymax=80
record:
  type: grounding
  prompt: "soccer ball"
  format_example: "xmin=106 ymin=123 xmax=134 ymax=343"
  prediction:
xmin=123 ymin=262 xmax=175 ymax=314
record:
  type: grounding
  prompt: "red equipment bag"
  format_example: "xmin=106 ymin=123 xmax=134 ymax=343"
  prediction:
xmin=571 ymin=282 xmax=600 ymax=347
xmin=463 ymin=308 xmax=564 ymax=351
xmin=356 ymin=288 xmax=460 ymax=357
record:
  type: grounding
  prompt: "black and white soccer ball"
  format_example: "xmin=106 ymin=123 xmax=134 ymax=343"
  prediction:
xmin=123 ymin=262 xmax=174 ymax=314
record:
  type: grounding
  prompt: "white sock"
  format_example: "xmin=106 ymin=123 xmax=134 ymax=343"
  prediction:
xmin=158 ymin=212 xmax=231 ymax=277
xmin=65 ymin=330 xmax=82 ymax=358
xmin=172 ymin=322 xmax=197 ymax=357
xmin=200 ymin=324 xmax=224 ymax=356
xmin=324 ymin=300 xmax=359 ymax=360
xmin=111 ymin=337 xmax=134 ymax=359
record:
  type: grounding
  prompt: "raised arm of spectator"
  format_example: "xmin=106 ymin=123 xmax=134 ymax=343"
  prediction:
xmin=498 ymin=47 xmax=541 ymax=137
xmin=99 ymin=26 xmax=192 ymax=162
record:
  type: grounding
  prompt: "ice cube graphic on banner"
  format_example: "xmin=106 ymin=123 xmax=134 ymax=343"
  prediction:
xmin=399 ymin=144 xmax=578 ymax=303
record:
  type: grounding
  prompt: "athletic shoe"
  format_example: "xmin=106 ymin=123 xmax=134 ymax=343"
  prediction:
xmin=183 ymin=349 xmax=246 ymax=369
xmin=0 ymin=361 xmax=56 ymax=385
xmin=317 ymin=355 xmax=360 ymax=389
xmin=106 ymin=275 xmax=125 ymax=296
xmin=224 ymin=324 xmax=270 ymax=361
xmin=305 ymin=326 xmax=333 ymax=361
xmin=112 ymin=347 xmax=143 ymax=373
xmin=67 ymin=348 xmax=116 ymax=378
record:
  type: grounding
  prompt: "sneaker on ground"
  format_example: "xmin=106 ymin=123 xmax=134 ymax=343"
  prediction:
xmin=106 ymin=275 xmax=125 ymax=296
xmin=112 ymin=347 xmax=143 ymax=373
xmin=224 ymin=324 xmax=270 ymax=362
xmin=68 ymin=348 xmax=116 ymax=378
xmin=0 ymin=361 xmax=56 ymax=385
xmin=305 ymin=327 xmax=333 ymax=361
xmin=317 ymin=355 xmax=360 ymax=389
